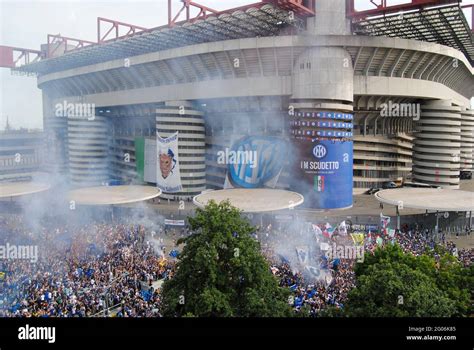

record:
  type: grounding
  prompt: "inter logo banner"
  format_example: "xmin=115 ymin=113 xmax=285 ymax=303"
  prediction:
xmin=224 ymin=136 xmax=288 ymax=189
xmin=156 ymin=132 xmax=182 ymax=193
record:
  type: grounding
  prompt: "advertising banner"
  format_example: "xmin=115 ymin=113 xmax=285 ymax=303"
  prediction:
xmin=164 ymin=219 xmax=185 ymax=226
xmin=224 ymin=136 xmax=288 ymax=189
xmin=156 ymin=132 xmax=183 ymax=193
xmin=292 ymin=139 xmax=353 ymax=209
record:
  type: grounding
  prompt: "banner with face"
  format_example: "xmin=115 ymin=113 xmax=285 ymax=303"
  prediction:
xmin=156 ymin=132 xmax=183 ymax=193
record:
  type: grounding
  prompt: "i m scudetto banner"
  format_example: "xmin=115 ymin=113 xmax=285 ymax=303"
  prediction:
xmin=292 ymin=139 xmax=353 ymax=210
xmin=156 ymin=132 xmax=183 ymax=193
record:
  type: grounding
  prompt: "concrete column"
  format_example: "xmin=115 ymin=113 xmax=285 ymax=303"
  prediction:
xmin=68 ymin=115 xmax=110 ymax=187
xmin=460 ymin=109 xmax=474 ymax=171
xmin=289 ymin=47 xmax=354 ymax=209
xmin=412 ymin=100 xmax=461 ymax=189
xmin=42 ymin=93 xmax=68 ymax=176
xmin=306 ymin=0 xmax=352 ymax=35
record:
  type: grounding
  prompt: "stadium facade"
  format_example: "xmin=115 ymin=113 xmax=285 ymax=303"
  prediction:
xmin=3 ymin=0 xmax=474 ymax=209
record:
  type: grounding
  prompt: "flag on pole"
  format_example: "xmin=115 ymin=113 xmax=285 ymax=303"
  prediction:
xmin=295 ymin=246 xmax=309 ymax=265
xmin=323 ymin=223 xmax=335 ymax=238
xmin=380 ymin=213 xmax=391 ymax=235
xmin=305 ymin=265 xmax=320 ymax=278
xmin=376 ymin=236 xmax=384 ymax=246
xmin=350 ymin=233 xmax=365 ymax=246
xmin=312 ymin=224 xmax=323 ymax=236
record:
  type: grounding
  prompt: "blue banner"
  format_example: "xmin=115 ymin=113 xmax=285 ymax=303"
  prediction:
xmin=293 ymin=139 xmax=353 ymax=209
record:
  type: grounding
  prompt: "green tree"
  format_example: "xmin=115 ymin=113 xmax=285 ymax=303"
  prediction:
xmin=160 ymin=200 xmax=292 ymax=317
xmin=345 ymin=244 xmax=471 ymax=317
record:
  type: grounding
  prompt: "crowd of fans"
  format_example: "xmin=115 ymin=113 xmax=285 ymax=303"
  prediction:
xmin=0 ymin=216 xmax=176 ymax=317
xmin=264 ymin=223 xmax=473 ymax=317
xmin=0 ymin=215 xmax=472 ymax=317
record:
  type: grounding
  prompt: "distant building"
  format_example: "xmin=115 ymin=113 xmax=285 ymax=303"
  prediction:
xmin=0 ymin=128 xmax=45 ymax=182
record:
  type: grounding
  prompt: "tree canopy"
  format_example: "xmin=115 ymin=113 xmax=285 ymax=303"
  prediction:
xmin=344 ymin=244 xmax=472 ymax=317
xmin=160 ymin=200 xmax=292 ymax=317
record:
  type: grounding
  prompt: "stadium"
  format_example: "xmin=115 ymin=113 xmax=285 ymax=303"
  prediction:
xmin=1 ymin=0 xmax=473 ymax=210
xmin=0 ymin=0 xmax=473 ymax=327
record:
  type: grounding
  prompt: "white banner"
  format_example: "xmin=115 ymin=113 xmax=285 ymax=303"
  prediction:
xmin=164 ymin=219 xmax=185 ymax=226
xmin=156 ymin=132 xmax=182 ymax=193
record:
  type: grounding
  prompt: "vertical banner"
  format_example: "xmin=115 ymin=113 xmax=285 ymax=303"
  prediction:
xmin=156 ymin=132 xmax=182 ymax=193
xmin=135 ymin=137 xmax=145 ymax=182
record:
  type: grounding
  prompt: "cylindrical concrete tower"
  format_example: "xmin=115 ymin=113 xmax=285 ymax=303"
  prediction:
xmin=306 ymin=0 xmax=352 ymax=35
xmin=156 ymin=101 xmax=206 ymax=199
xmin=413 ymin=100 xmax=461 ymax=189
xmin=42 ymin=94 xmax=68 ymax=176
xmin=460 ymin=109 xmax=474 ymax=171
xmin=67 ymin=115 xmax=110 ymax=187
xmin=289 ymin=46 xmax=354 ymax=209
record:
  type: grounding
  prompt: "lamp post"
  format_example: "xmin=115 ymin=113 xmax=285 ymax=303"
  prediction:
xmin=101 ymin=272 xmax=129 ymax=318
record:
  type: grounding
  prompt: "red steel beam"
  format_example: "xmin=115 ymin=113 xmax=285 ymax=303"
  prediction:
xmin=97 ymin=17 xmax=150 ymax=43
xmin=168 ymin=0 xmax=315 ymax=27
xmin=263 ymin=0 xmax=315 ymax=16
xmin=0 ymin=46 xmax=42 ymax=68
xmin=168 ymin=0 xmax=219 ymax=27
xmin=47 ymin=34 xmax=95 ymax=58
xmin=348 ymin=0 xmax=460 ymax=19
xmin=2 ymin=1 xmax=316 ymax=62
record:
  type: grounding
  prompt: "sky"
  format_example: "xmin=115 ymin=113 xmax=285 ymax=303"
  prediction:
xmin=0 ymin=0 xmax=473 ymax=130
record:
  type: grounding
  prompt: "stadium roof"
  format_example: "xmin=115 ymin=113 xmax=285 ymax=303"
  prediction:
xmin=12 ymin=2 xmax=474 ymax=75
xmin=15 ymin=3 xmax=303 ymax=76
xmin=353 ymin=4 xmax=474 ymax=65
xmin=193 ymin=189 xmax=304 ymax=213
xmin=0 ymin=182 xmax=51 ymax=198
xmin=375 ymin=187 xmax=474 ymax=212
xmin=68 ymin=185 xmax=161 ymax=205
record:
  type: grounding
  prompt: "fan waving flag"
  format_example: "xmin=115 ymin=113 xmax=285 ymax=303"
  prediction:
xmin=376 ymin=236 xmax=384 ymax=246
xmin=323 ymin=223 xmax=335 ymax=239
xmin=380 ymin=213 xmax=391 ymax=235
xmin=312 ymin=224 xmax=323 ymax=236
xmin=338 ymin=220 xmax=348 ymax=236
xmin=388 ymin=229 xmax=396 ymax=238
xmin=295 ymin=246 xmax=309 ymax=265
xmin=350 ymin=233 xmax=365 ymax=246
xmin=305 ymin=265 xmax=320 ymax=278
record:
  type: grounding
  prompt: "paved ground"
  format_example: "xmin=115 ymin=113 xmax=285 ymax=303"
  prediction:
xmin=138 ymin=178 xmax=474 ymax=249
xmin=447 ymin=235 xmax=473 ymax=250
xmin=135 ymin=178 xmax=474 ymax=219
xmin=194 ymin=189 xmax=304 ymax=212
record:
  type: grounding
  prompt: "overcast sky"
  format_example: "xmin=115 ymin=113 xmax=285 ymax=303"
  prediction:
xmin=0 ymin=0 xmax=473 ymax=130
